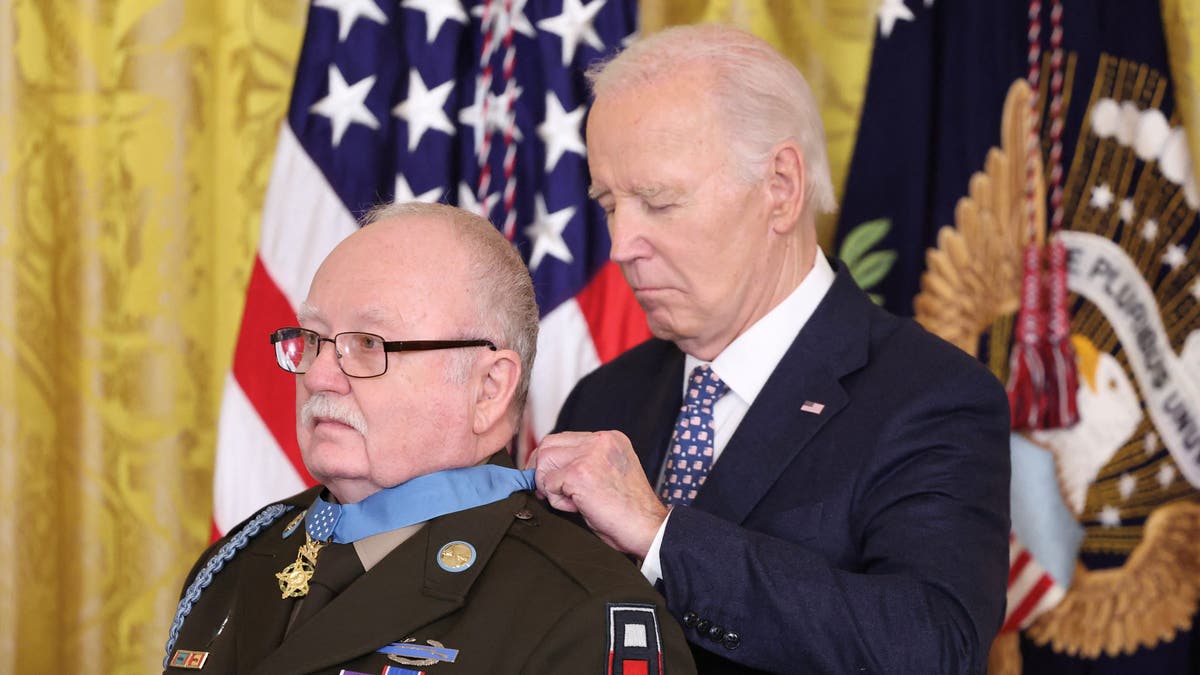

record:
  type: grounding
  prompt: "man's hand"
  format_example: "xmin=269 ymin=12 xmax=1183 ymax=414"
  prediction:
xmin=530 ymin=430 xmax=669 ymax=558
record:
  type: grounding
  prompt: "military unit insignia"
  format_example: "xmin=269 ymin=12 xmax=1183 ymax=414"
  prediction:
xmin=436 ymin=540 xmax=476 ymax=572
xmin=605 ymin=603 xmax=663 ymax=675
xmin=169 ymin=649 xmax=209 ymax=669
xmin=282 ymin=509 xmax=306 ymax=538
xmin=915 ymin=50 xmax=1200 ymax=667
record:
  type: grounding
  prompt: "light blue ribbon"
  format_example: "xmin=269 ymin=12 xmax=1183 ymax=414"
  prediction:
xmin=305 ymin=465 xmax=536 ymax=543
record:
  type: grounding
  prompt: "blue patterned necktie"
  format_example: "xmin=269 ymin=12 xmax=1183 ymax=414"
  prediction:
xmin=660 ymin=365 xmax=729 ymax=506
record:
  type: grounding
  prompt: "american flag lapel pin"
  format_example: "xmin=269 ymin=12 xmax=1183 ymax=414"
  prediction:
xmin=800 ymin=400 xmax=825 ymax=415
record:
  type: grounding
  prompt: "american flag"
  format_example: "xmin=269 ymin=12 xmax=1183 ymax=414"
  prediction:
xmin=212 ymin=0 xmax=650 ymax=535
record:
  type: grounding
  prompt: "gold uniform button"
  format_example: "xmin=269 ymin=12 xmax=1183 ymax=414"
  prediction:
xmin=514 ymin=509 xmax=534 ymax=520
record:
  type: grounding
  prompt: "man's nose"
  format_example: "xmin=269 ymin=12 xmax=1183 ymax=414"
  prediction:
xmin=607 ymin=209 xmax=650 ymax=263
xmin=302 ymin=341 xmax=351 ymax=393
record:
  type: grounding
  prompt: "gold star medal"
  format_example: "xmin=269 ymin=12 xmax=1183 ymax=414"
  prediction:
xmin=276 ymin=533 xmax=327 ymax=598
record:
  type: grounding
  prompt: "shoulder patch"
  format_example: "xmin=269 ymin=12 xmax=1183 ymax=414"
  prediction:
xmin=606 ymin=602 xmax=663 ymax=675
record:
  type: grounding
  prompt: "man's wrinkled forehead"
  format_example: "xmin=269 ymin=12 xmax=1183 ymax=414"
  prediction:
xmin=296 ymin=301 xmax=406 ymax=333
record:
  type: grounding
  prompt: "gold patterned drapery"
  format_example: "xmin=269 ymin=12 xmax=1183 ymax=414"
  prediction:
xmin=0 ymin=1 xmax=305 ymax=671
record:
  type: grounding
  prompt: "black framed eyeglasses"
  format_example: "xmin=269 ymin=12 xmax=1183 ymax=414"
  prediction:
xmin=270 ymin=327 xmax=497 ymax=378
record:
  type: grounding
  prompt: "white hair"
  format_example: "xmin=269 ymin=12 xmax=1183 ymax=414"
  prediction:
xmin=360 ymin=202 xmax=539 ymax=421
xmin=586 ymin=23 xmax=836 ymax=215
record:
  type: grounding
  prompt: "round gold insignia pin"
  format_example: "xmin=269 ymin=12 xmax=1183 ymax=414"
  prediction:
xmin=437 ymin=541 xmax=476 ymax=572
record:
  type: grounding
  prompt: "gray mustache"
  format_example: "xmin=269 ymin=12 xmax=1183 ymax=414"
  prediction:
xmin=301 ymin=393 xmax=368 ymax=435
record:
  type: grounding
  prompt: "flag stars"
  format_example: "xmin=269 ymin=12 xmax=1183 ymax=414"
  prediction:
xmin=314 ymin=0 xmax=387 ymax=42
xmin=1090 ymin=183 xmax=1115 ymax=210
xmin=1143 ymin=430 xmax=1158 ymax=456
xmin=394 ymin=174 xmax=442 ymax=204
xmin=471 ymin=0 xmax=535 ymax=38
xmin=402 ymin=0 xmax=467 ymax=42
xmin=394 ymin=69 xmax=456 ymax=152
xmin=877 ymin=0 xmax=915 ymax=38
xmin=537 ymin=0 xmax=606 ymax=66
xmin=1158 ymin=462 xmax=1177 ymax=489
xmin=538 ymin=92 xmax=586 ymax=171
xmin=1141 ymin=218 xmax=1159 ymax=242
xmin=309 ymin=65 xmax=379 ymax=147
xmin=1191 ymin=277 xmax=1200 ymax=302
xmin=1117 ymin=473 xmax=1137 ymax=501
xmin=1098 ymin=504 xmax=1121 ymax=528
xmin=459 ymin=84 xmax=524 ymax=152
xmin=1162 ymin=243 xmax=1187 ymax=271
xmin=525 ymin=194 xmax=576 ymax=270
xmin=1118 ymin=198 xmax=1135 ymax=223
xmin=457 ymin=182 xmax=499 ymax=220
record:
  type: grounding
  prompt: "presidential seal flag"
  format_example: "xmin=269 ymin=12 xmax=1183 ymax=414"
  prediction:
xmin=842 ymin=0 xmax=1200 ymax=672
xmin=211 ymin=0 xmax=649 ymax=536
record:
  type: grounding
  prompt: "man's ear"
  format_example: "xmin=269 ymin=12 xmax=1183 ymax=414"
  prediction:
xmin=472 ymin=348 xmax=521 ymax=436
xmin=766 ymin=139 xmax=807 ymax=234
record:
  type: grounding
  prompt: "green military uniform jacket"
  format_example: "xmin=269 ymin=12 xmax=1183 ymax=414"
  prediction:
xmin=166 ymin=487 xmax=695 ymax=675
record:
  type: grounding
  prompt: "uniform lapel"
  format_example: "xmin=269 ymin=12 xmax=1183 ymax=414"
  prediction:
xmin=231 ymin=496 xmax=315 ymax=674
xmin=693 ymin=267 xmax=873 ymax=524
xmin=251 ymin=493 xmax=522 ymax=675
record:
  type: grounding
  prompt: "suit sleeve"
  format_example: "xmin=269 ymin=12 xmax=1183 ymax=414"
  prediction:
xmin=520 ymin=586 xmax=697 ymax=675
xmin=658 ymin=365 xmax=1011 ymax=674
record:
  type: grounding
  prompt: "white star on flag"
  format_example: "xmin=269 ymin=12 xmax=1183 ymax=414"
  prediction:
xmin=1162 ymin=243 xmax=1187 ymax=270
xmin=1191 ymin=277 xmax=1200 ymax=301
xmin=457 ymin=182 xmax=498 ymax=220
xmin=1118 ymin=197 xmax=1135 ymax=223
xmin=538 ymin=92 xmax=587 ymax=171
xmin=1098 ymin=504 xmax=1121 ymax=528
xmin=315 ymin=0 xmax=387 ymax=42
xmin=402 ymin=0 xmax=467 ymax=43
xmin=459 ymin=84 xmax=524 ymax=153
xmin=525 ymin=195 xmax=577 ymax=270
xmin=1090 ymin=183 xmax=1115 ymax=209
xmin=1158 ymin=463 xmax=1177 ymax=488
xmin=1143 ymin=430 xmax=1158 ymax=456
xmin=394 ymin=174 xmax=442 ymax=204
xmin=394 ymin=69 xmax=456 ymax=152
xmin=1141 ymin=218 xmax=1159 ymax=241
xmin=309 ymin=66 xmax=379 ymax=147
xmin=877 ymin=0 xmax=915 ymax=39
xmin=1118 ymin=473 xmax=1137 ymax=501
xmin=471 ymin=0 xmax=536 ymax=38
xmin=537 ymin=0 xmax=606 ymax=66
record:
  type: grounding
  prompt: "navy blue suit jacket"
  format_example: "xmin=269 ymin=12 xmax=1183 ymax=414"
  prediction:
xmin=553 ymin=263 xmax=1011 ymax=674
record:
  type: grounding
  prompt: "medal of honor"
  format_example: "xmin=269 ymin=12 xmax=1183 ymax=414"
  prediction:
xmin=276 ymin=533 xmax=327 ymax=598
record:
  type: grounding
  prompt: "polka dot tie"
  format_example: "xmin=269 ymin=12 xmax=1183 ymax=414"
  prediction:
xmin=660 ymin=365 xmax=729 ymax=507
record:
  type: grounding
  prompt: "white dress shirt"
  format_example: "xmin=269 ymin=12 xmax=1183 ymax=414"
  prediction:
xmin=640 ymin=249 xmax=836 ymax=584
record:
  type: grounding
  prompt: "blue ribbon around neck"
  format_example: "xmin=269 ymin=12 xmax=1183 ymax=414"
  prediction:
xmin=305 ymin=465 xmax=536 ymax=544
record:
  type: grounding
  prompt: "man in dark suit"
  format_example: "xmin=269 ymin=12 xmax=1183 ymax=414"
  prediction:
xmin=531 ymin=24 xmax=1011 ymax=674
xmin=164 ymin=203 xmax=694 ymax=674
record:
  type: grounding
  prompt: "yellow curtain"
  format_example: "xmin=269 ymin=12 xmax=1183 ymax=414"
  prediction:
xmin=1163 ymin=0 xmax=1200 ymax=188
xmin=640 ymin=0 xmax=878 ymax=249
xmin=0 ymin=0 xmax=305 ymax=671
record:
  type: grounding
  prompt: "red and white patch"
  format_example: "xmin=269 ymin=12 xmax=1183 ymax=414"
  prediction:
xmin=606 ymin=603 xmax=663 ymax=675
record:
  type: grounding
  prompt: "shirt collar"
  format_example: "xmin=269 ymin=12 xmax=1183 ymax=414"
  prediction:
xmin=684 ymin=248 xmax=835 ymax=406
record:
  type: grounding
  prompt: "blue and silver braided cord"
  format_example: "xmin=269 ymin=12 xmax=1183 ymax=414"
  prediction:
xmin=162 ymin=503 xmax=295 ymax=668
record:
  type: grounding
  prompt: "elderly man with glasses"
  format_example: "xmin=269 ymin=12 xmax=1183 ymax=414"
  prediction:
xmin=164 ymin=202 xmax=694 ymax=675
